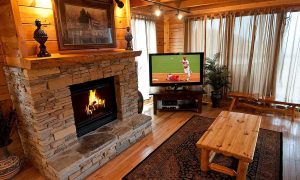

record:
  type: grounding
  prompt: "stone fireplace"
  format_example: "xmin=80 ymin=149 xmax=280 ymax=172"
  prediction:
xmin=4 ymin=51 xmax=152 ymax=180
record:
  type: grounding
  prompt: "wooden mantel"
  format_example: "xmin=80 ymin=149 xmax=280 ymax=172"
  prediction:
xmin=9 ymin=50 xmax=142 ymax=69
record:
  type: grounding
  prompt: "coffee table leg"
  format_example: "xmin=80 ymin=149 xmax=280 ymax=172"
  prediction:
xmin=200 ymin=149 xmax=209 ymax=172
xmin=237 ymin=161 xmax=249 ymax=180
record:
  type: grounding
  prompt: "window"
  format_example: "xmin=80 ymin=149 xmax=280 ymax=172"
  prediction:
xmin=131 ymin=17 xmax=157 ymax=99
xmin=275 ymin=12 xmax=300 ymax=102
xmin=188 ymin=11 xmax=300 ymax=101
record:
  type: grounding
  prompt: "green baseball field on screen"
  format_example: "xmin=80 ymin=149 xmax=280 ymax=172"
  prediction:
xmin=152 ymin=55 xmax=201 ymax=73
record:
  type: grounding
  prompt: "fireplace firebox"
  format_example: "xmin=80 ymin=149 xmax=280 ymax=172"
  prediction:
xmin=70 ymin=77 xmax=117 ymax=137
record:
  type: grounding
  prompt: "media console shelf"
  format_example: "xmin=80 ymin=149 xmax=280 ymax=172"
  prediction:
xmin=150 ymin=89 xmax=203 ymax=114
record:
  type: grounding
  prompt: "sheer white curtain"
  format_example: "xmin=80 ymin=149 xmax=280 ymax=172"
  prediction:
xmin=188 ymin=17 xmax=227 ymax=95
xmin=206 ymin=17 xmax=227 ymax=64
xmin=188 ymin=12 xmax=280 ymax=97
xmin=275 ymin=12 xmax=300 ymax=102
xmin=131 ymin=17 xmax=157 ymax=99
xmin=229 ymin=15 xmax=254 ymax=93
xmin=249 ymin=13 xmax=278 ymax=96
xmin=188 ymin=17 xmax=227 ymax=64
xmin=188 ymin=19 xmax=205 ymax=53
xmin=230 ymin=13 xmax=278 ymax=96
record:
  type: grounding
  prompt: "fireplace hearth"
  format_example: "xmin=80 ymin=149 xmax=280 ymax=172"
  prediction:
xmin=70 ymin=77 xmax=117 ymax=137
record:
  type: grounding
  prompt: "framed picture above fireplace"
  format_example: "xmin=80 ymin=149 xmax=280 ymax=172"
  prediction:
xmin=53 ymin=0 xmax=116 ymax=50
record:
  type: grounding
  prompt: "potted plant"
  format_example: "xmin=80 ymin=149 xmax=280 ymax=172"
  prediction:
xmin=0 ymin=109 xmax=21 ymax=179
xmin=204 ymin=53 xmax=230 ymax=108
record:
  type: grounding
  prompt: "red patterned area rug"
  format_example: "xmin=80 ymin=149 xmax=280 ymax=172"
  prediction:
xmin=123 ymin=115 xmax=282 ymax=180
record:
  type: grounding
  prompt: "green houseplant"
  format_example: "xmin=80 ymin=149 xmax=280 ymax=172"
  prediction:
xmin=204 ymin=53 xmax=231 ymax=108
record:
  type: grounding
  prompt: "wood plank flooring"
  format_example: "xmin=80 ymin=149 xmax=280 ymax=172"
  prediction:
xmin=14 ymin=102 xmax=300 ymax=180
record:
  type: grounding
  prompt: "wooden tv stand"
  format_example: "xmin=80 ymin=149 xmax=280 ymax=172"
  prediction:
xmin=150 ymin=89 xmax=203 ymax=115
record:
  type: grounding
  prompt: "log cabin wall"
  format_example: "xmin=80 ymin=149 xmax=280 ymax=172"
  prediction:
xmin=0 ymin=40 xmax=10 ymax=103
xmin=168 ymin=14 xmax=184 ymax=53
xmin=154 ymin=13 xmax=185 ymax=53
xmin=16 ymin=0 xmax=58 ymax=57
xmin=0 ymin=0 xmax=15 ymax=107
xmin=156 ymin=17 xmax=164 ymax=53
xmin=153 ymin=13 xmax=184 ymax=53
xmin=5 ymin=0 xmax=131 ymax=59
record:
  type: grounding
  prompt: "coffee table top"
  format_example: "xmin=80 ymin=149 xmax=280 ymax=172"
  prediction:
xmin=196 ymin=111 xmax=262 ymax=162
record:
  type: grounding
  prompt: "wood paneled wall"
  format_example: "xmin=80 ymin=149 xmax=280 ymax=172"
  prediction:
xmin=163 ymin=15 xmax=169 ymax=53
xmin=0 ymin=47 xmax=9 ymax=101
xmin=155 ymin=14 xmax=184 ymax=53
xmin=0 ymin=0 xmax=15 ymax=106
xmin=114 ymin=0 xmax=131 ymax=49
xmin=156 ymin=17 xmax=164 ymax=53
xmin=10 ymin=0 xmax=131 ymax=58
xmin=168 ymin=14 xmax=184 ymax=53
xmin=0 ymin=40 xmax=10 ymax=102
xmin=16 ymin=0 xmax=57 ymax=57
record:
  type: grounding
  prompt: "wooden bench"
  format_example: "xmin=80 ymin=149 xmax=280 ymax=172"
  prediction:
xmin=196 ymin=111 xmax=262 ymax=180
xmin=228 ymin=92 xmax=300 ymax=121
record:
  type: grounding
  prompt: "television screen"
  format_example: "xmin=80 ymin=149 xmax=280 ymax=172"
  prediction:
xmin=149 ymin=53 xmax=204 ymax=86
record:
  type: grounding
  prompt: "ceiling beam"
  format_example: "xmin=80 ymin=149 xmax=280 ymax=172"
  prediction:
xmin=131 ymin=0 xmax=279 ymax=9
xmin=189 ymin=0 xmax=300 ymax=15
xmin=165 ymin=0 xmax=277 ymax=9
xmin=130 ymin=0 xmax=176 ymax=7
xmin=130 ymin=0 xmax=239 ymax=8
xmin=130 ymin=0 xmax=151 ymax=7
xmin=144 ymin=0 xmax=190 ymax=13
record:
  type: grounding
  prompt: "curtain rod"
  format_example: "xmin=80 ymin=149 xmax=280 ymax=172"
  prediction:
xmin=144 ymin=0 xmax=191 ymax=13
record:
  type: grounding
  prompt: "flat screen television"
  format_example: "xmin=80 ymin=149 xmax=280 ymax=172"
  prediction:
xmin=149 ymin=52 xmax=204 ymax=86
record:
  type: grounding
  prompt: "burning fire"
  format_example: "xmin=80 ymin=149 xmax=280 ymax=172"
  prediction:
xmin=85 ymin=89 xmax=105 ymax=115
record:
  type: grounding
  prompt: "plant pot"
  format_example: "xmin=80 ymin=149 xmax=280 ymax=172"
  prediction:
xmin=211 ymin=91 xmax=222 ymax=108
xmin=138 ymin=90 xmax=144 ymax=114
xmin=0 ymin=146 xmax=21 ymax=179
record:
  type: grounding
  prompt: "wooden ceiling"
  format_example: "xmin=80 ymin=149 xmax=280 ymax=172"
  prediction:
xmin=130 ymin=0 xmax=300 ymax=15
xmin=131 ymin=0 xmax=274 ymax=10
xmin=132 ymin=0 xmax=264 ymax=8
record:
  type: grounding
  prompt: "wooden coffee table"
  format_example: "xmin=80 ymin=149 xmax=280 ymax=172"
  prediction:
xmin=196 ymin=111 xmax=262 ymax=180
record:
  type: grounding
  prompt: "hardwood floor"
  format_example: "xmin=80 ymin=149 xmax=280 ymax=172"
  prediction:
xmin=14 ymin=102 xmax=300 ymax=180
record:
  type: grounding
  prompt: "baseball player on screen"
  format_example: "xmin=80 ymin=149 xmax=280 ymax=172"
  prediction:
xmin=182 ymin=56 xmax=191 ymax=81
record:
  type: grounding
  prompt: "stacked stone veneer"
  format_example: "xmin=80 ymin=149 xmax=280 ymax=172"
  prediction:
xmin=4 ymin=55 xmax=152 ymax=179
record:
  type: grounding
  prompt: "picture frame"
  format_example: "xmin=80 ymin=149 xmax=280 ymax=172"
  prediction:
xmin=53 ymin=0 xmax=116 ymax=50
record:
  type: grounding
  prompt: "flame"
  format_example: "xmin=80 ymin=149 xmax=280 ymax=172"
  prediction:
xmin=85 ymin=89 xmax=105 ymax=115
